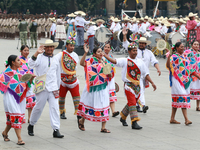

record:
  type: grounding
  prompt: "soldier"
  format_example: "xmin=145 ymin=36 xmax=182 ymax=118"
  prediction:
xmin=41 ymin=15 xmax=46 ymax=38
xmin=29 ymin=17 xmax=38 ymax=48
xmin=37 ymin=15 xmax=42 ymax=40
xmin=10 ymin=15 xmax=16 ymax=40
xmin=45 ymin=16 xmax=51 ymax=38
xmin=0 ymin=15 xmax=3 ymax=38
xmin=18 ymin=17 xmax=28 ymax=46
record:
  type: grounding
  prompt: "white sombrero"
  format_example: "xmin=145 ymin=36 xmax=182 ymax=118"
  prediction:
xmin=96 ymin=19 xmax=105 ymax=24
xmin=179 ymin=18 xmax=186 ymax=24
xmin=74 ymin=11 xmax=86 ymax=16
xmin=68 ymin=13 xmax=76 ymax=17
xmin=88 ymin=21 xmax=96 ymax=25
xmin=188 ymin=12 xmax=197 ymax=17
xmin=113 ymin=18 xmax=121 ymax=22
xmin=138 ymin=37 xmax=151 ymax=45
xmin=40 ymin=40 xmax=59 ymax=48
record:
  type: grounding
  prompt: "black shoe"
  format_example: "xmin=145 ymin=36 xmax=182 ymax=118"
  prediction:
xmin=136 ymin=106 xmax=143 ymax=112
xmin=132 ymin=121 xmax=142 ymax=130
xmin=120 ymin=117 xmax=128 ymax=126
xmin=28 ymin=124 xmax=34 ymax=136
xmin=143 ymin=105 xmax=149 ymax=113
xmin=53 ymin=129 xmax=64 ymax=138
xmin=60 ymin=112 xmax=67 ymax=119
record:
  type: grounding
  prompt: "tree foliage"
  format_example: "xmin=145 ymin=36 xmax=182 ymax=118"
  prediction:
xmin=75 ymin=0 xmax=104 ymax=13
xmin=0 ymin=0 xmax=16 ymax=11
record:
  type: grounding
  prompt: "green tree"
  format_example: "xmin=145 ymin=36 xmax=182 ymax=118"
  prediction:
xmin=0 ymin=0 xmax=16 ymax=12
xmin=75 ymin=0 xmax=104 ymax=12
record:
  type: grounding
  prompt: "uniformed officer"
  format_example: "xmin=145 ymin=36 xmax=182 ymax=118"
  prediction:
xmin=18 ymin=17 xmax=28 ymax=45
xmin=29 ymin=18 xmax=38 ymax=48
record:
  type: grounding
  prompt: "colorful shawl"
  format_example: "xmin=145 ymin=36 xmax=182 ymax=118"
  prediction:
xmin=186 ymin=20 xmax=197 ymax=30
xmin=103 ymin=55 xmax=116 ymax=81
xmin=61 ymin=51 xmax=77 ymax=75
xmin=85 ymin=57 xmax=107 ymax=92
xmin=19 ymin=56 xmax=33 ymax=74
xmin=184 ymin=49 xmax=200 ymax=81
xmin=0 ymin=66 xmax=30 ymax=103
xmin=170 ymin=53 xmax=194 ymax=89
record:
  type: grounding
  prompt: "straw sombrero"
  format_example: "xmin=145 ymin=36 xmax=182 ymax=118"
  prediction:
xmin=113 ymin=18 xmax=121 ymax=22
xmin=68 ymin=13 xmax=76 ymax=18
xmin=188 ymin=12 xmax=197 ymax=17
xmin=96 ymin=19 xmax=105 ymax=24
xmin=40 ymin=40 xmax=59 ymax=48
xmin=74 ymin=11 xmax=86 ymax=16
xmin=138 ymin=37 xmax=151 ymax=45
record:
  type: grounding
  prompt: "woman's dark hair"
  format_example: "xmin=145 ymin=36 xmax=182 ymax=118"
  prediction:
xmin=6 ymin=55 xmax=18 ymax=68
xmin=173 ymin=42 xmax=182 ymax=53
xmin=191 ymin=40 xmax=199 ymax=46
xmin=20 ymin=45 xmax=29 ymax=52
xmin=93 ymin=47 xmax=100 ymax=54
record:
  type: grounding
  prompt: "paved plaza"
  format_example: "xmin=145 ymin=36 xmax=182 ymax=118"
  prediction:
xmin=0 ymin=38 xmax=200 ymax=150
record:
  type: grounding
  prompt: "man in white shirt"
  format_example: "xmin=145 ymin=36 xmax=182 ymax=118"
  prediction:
xmin=75 ymin=12 xmax=90 ymax=46
xmin=27 ymin=40 xmax=64 ymax=138
xmin=86 ymin=22 xmax=96 ymax=53
xmin=103 ymin=35 xmax=156 ymax=130
xmin=122 ymin=30 xmax=161 ymax=113
xmin=179 ymin=19 xmax=187 ymax=35
xmin=138 ymin=18 xmax=146 ymax=36
xmin=160 ymin=21 xmax=168 ymax=37
xmin=56 ymin=35 xmax=81 ymax=122
xmin=130 ymin=18 xmax=138 ymax=34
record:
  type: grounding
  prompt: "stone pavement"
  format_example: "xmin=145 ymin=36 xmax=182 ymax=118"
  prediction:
xmin=0 ymin=38 xmax=200 ymax=150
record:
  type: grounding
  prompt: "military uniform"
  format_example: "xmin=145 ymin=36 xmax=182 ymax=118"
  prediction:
xmin=37 ymin=17 xmax=42 ymax=40
xmin=29 ymin=20 xmax=38 ymax=48
xmin=18 ymin=20 xmax=28 ymax=45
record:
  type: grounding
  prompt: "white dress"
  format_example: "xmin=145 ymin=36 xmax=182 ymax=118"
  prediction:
xmin=55 ymin=19 xmax=66 ymax=40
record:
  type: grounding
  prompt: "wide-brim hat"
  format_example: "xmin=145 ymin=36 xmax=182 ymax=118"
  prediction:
xmin=149 ymin=19 xmax=154 ymax=24
xmin=123 ymin=16 xmax=130 ymax=21
xmin=168 ymin=18 xmax=174 ymax=21
xmin=188 ymin=12 xmax=197 ymax=17
xmin=184 ymin=17 xmax=189 ymax=21
xmin=155 ymin=21 xmax=160 ymax=25
xmin=40 ymin=40 xmax=59 ymax=48
xmin=68 ymin=13 xmax=76 ymax=17
xmin=96 ymin=19 xmax=105 ymax=24
xmin=138 ymin=37 xmax=151 ymax=45
xmin=49 ymin=17 xmax=56 ymax=22
xmin=165 ymin=22 xmax=171 ymax=27
xmin=113 ymin=18 xmax=121 ymax=22
xmin=74 ymin=11 xmax=86 ymax=16
xmin=88 ymin=21 xmax=96 ymax=25
xmin=179 ymin=18 xmax=186 ymax=24
xmin=144 ymin=16 xmax=148 ymax=20
xmin=139 ymin=17 xmax=144 ymax=21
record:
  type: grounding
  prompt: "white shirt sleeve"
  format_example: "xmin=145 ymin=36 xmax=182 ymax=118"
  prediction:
xmin=123 ymin=40 xmax=130 ymax=51
xmin=149 ymin=51 xmax=159 ymax=66
xmin=116 ymin=58 xmax=127 ymax=68
xmin=28 ymin=55 xmax=41 ymax=69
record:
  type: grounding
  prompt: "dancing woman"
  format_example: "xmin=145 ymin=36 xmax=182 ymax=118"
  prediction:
xmin=77 ymin=44 xmax=110 ymax=133
xmin=166 ymin=42 xmax=200 ymax=125
xmin=19 ymin=45 xmax=36 ymax=122
xmin=184 ymin=41 xmax=200 ymax=111
xmin=1 ymin=55 xmax=35 ymax=145
xmin=103 ymin=43 xmax=119 ymax=117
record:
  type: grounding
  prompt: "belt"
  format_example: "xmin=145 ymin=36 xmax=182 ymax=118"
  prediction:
xmin=88 ymin=35 xmax=94 ymax=38
xmin=76 ymin=26 xmax=84 ymax=28
xmin=69 ymin=24 xmax=73 ymax=27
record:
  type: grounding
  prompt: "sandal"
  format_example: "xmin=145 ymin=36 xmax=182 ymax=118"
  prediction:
xmin=170 ymin=120 xmax=181 ymax=124
xmin=196 ymin=107 xmax=200 ymax=111
xmin=78 ymin=119 xmax=85 ymax=131
xmin=100 ymin=128 xmax=111 ymax=133
xmin=112 ymin=111 xmax=119 ymax=117
xmin=2 ymin=132 xmax=10 ymax=142
xmin=185 ymin=121 xmax=192 ymax=125
xmin=17 ymin=140 xmax=25 ymax=145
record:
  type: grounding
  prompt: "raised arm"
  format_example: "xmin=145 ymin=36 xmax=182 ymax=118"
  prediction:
xmin=165 ymin=48 xmax=171 ymax=70
xmin=80 ymin=44 xmax=89 ymax=67
xmin=103 ymin=54 xmax=116 ymax=64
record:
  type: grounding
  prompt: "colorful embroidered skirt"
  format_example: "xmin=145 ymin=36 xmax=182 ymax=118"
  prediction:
xmin=108 ymin=78 xmax=117 ymax=103
xmin=190 ymin=80 xmax=200 ymax=100
xmin=171 ymin=77 xmax=190 ymax=108
xmin=26 ymin=85 xmax=36 ymax=109
xmin=186 ymin=29 xmax=197 ymax=49
xmin=77 ymin=85 xmax=110 ymax=122
xmin=3 ymin=92 xmax=26 ymax=129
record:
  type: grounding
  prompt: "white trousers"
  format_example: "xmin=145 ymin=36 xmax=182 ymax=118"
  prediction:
xmin=30 ymin=89 xmax=60 ymax=130
xmin=139 ymin=79 xmax=146 ymax=105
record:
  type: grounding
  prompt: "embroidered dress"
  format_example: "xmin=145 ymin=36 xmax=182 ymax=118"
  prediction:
xmin=169 ymin=53 xmax=195 ymax=108
xmin=184 ymin=49 xmax=200 ymax=100
xmin=0 ymin=66 xmax=31 ymax=129
xmin=19 ymin=56 xmax=36 ymax=109
xmin=55 ymin=19 xmax=66 ymax=40
xmin=103 ymin=55 xmax=117 ymax=103
xmin=186 ymin=20 xmax=197 ymax=49
xmin=77 ymin=57 xmax=110 ymax=122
